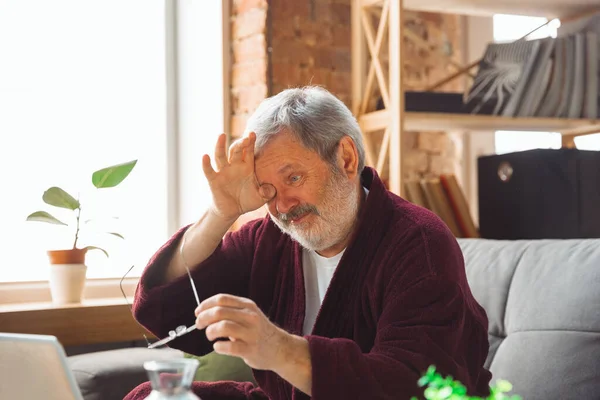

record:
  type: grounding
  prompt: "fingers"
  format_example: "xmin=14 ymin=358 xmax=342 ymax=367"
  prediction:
xmin=195 ymin=306 xmax=254 ymax=331
xmin=229 ymin=132 xmax=257 ymax=164
xmin=229 ymin=137 xmax=245 ymax=163
xmin=196 ymin=293 xmax=257 ymax=316
xmin=214 ymin=133 xmax=228 ymax=170
xmin=246 ymin=132 xmax=257 ymax=164
xmin=213 ymin=338 xmax=248 ymax=358
xmin=201 ymin=154 xmax=216 ymax=180
xmin=205 ymin=319 xmax=250 ymax=342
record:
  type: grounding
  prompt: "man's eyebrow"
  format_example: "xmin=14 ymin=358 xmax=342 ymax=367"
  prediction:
xmin=277 ymin=164 xmax=297 ymax=174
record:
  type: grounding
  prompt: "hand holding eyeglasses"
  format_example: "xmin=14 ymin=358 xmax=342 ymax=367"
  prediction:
xmin=194 ymin=293 xmax=288 ymax=371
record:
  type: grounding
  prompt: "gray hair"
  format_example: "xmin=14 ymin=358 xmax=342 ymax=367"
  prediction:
xmin=245 ymin=86 xmax=366 ymax=174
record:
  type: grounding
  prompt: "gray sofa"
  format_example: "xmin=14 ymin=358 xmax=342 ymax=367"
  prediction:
xmin=68 ymin=238 xmax=600 ymax=399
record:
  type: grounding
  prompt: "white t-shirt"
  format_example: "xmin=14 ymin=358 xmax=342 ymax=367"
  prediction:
xmin=302 ymin=248 xmax=345 ymax=335
xmin=301 ymin=186 xmax=369 ymax=335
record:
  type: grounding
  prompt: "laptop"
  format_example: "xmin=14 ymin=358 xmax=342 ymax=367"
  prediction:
xmin=0 ymin=332 xmax=84 ymax=400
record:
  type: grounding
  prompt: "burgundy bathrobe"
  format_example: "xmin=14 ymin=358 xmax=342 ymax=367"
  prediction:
xmin=126 ymin=167 xmax=491 ymax=400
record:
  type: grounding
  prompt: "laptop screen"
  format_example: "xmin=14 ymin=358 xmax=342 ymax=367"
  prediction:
xmin=0 ymin=333 xmax=83 ymax=400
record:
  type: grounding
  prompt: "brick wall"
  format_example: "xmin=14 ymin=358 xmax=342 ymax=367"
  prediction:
xmin=229 ymin=1 xmax=464 ymax=182
xmin=269 ymin=0 xmax=352 ymax=108
xmin=230 ymin=0 xmax=269 ymax=139
xmin=402 ymin=11 xmax=465 ymax=182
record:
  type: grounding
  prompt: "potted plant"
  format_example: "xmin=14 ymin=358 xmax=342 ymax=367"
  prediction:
xmin=26 ymin=160 xmax=137 ymax=304
xmin=411 ymin=366 xmax=522 ymax=400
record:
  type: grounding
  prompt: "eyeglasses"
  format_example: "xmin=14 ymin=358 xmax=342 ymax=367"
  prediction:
xmin=120 ymin=263 xmax=200 ymax=349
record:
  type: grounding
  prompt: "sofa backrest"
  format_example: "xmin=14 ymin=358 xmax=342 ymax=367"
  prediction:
xmin=458 ymin=238 xmax=600 ymax=400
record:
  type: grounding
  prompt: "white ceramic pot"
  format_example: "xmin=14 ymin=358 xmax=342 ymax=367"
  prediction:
xmin=48 ymin=263 xmax=87 ymax=304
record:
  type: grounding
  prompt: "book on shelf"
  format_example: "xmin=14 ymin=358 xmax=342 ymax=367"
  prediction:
xmin=403 ymin=175 xmax=479 ymax=239
xmin=464 ymin=13 xmax=600 ymax=119
xmin=557 ymin=11 xmax=600 ymax=119
xmin=463 ymin=39 xmax=542 ymax=116
xmin=370 ymin=12 xmax=600 ymax=121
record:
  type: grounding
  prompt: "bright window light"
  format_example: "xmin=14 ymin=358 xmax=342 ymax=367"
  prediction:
xmin=0 ymin=0 xmax=168 ymax=282
xmin=575 ymin=133 xmax=600 ymax=150
xmin=493 ymin=14 xmax=558 ymax=42
xmin=494 ymin=131 xmax=561 ymax=154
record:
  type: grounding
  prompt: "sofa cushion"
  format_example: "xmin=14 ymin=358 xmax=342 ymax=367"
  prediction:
xmin=69 ymin=347 xmax=183 ymax=400
xmin=458 ymin=238 xmax=600 ymax=399
xmin=184 ymin=352 xmax=256 ymax=384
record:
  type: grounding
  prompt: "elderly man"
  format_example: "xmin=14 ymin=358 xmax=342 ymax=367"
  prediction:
xmin=125 ymin=86 xmax=491 ymax=399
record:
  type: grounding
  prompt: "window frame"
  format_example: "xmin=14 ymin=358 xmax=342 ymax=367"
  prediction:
xmin=0 ymin=0 xmax=231 ymax=303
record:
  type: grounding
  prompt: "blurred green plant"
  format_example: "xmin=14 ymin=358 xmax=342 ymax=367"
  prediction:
xmin=411 ymin=366 xmax=522 ymax=400
xmin=26 ymin=160 xmax=137 ymax=257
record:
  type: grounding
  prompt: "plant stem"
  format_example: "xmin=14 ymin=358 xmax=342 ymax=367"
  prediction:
xmin=73 ymin=206 xmax=81 ymax=249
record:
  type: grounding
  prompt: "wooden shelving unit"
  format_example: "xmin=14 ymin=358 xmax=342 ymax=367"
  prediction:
xmin=352 ymin=0 xmax=600 ymax=195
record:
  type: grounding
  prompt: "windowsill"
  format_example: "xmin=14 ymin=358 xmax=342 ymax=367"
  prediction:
xmin=0 ymin=296 xmax=134 ymax=312
xmin=0 ymin=279 xmax=155 ymax=347
xmin=0 ymin=277 xmax=140 ymax=304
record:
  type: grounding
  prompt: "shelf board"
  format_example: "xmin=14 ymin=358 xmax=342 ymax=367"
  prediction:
xmin=403 ymin=0 xmax=600 ymax=19
xmin=358 ymin=110 xmax=600 ymax=134
xmin=0 ymin=298 xmax=156 ymax=346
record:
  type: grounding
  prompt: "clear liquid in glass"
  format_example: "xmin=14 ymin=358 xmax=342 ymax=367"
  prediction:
xmin=143 ymin=358 xmax=201 ymax=400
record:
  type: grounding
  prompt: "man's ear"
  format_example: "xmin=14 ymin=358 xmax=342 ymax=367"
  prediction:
xmin=337 ymin=136 xmax=359 ymax=179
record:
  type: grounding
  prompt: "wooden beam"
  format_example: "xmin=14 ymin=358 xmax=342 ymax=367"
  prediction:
xmin=359 ymin=109 xmax=389 ymax=132
xmin=388 ymin=0 xmax=404 ymax=195
xmin=377 ymin=127 xmax=391 ymax=173
xmin=561 ymin=126 xmax=600 ymax=148
xmin=352 ymin=0 xmax=367 ymax=116
xmin=404 ymin=112 xmax=600 ymax=132
xmin=361 ymin=2 xmax=391 ymax=108
xmin=359 ymin=4 xmax=390 ymax=114
xmin=361 ymin=0 xmax=385 ymax=9
xmin=562 ymin=135 xmax=577 ymax=148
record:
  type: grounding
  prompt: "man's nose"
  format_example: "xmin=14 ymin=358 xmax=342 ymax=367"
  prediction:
xmin=274 ymin=191 xmax=298 ymax=215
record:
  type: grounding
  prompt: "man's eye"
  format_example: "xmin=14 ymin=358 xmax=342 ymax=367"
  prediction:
xmin=289 ymin=175 xmax=301 ymax=183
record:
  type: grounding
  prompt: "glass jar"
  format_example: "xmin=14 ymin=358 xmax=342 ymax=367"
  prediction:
xmin=143 ymin=358 xmax=201 ymax=400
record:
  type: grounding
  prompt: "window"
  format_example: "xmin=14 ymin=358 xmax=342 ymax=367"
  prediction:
xmin=0 ymin=0 xmax=169 ymax=282
xmin=0 ymin=1 xmax=227 ymax=285
xmin=492 ymin=14 xmax=600 ymax=153
xmin=493 ymin=14 xmax=559 ymax=42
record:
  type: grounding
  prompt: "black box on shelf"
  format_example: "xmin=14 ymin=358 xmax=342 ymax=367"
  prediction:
xmin=478 ymin=148 xmax=600 ymax=239
xmin=376 ymin=91 xmax=468 ymax=113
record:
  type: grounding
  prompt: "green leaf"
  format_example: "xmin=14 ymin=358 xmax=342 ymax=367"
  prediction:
xmin=426 ymin=365 xmax=437 ymax=377
xmin=26 ymin=211 xmax=68 ymax=226
xmin=495 ymin=380 xmax=512 ymax=393
xmin=418 ymin=376 xmax=431 ymax=387
xmin=107 ymin=232 xmax=125 ymax=239
xmin=92 ymin=159 xmax=137 ymax=188
xmin=42 ymin=187 xmax=80 ymax=210
xmin=452 ymin=384 xmax=467 ymax=396
xmin=424 ymin=387 xmax=438 ymax=400
xmin=84 ymin=245 xmax=109 ymax=258
xmin=438 ymin=386 xmax=453 ymax=399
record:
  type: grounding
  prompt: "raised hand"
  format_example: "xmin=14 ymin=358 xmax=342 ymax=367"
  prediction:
xmin=202 ymin=132 xmax=275 ymax=222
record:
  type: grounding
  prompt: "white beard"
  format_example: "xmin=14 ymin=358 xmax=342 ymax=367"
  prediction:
xmin=269 ymin=170 xmax=360 ymax=252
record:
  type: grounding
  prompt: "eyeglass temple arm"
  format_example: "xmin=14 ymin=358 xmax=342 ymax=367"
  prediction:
xmin=120 ymin=264 xmax=151 ymax=347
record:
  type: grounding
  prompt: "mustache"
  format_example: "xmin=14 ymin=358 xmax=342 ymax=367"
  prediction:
xmin=278 ymin=204 xmax=319 ymax=223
